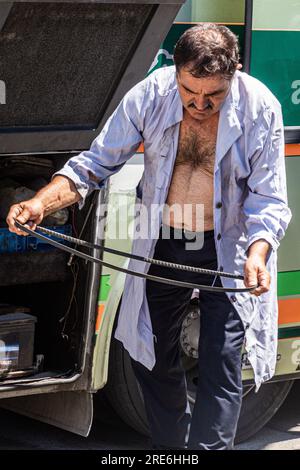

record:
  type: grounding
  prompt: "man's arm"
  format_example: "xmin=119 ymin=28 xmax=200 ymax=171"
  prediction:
xmin=243 ymin=103 xmax=292 ymax=295
xmin=6 ymin=75 xmax=151 ymax=235
xmin=51 ymin=77 xmax=149 ymax=210
xmin=6 ymin=175 xmax=82 ymax=235
xmin=34 ymin=175 xmax=82 ymax=215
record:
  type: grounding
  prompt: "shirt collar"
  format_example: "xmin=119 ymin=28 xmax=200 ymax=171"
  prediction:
xmin=216 ymin=72 xmax=243 ymax=166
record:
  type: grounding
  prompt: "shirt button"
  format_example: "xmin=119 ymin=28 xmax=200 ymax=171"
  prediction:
xmin=216 ymin=201 xmax=222 ymax=209
xmin=217 ymin=233 xmax=221 ymax=240
xmin=231 ymin=295 xmax=237 ymax=303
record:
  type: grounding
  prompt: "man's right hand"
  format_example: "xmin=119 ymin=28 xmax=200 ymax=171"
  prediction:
xmin=6 ymin=198 xmax=45 ymax=236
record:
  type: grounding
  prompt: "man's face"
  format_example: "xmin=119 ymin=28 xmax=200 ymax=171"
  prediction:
xmin=176 ymin=66 xmax=233 ymax=121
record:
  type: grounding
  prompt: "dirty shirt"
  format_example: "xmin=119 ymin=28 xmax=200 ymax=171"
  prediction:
xmin=53 ymin=66 xmax=292 ymax=392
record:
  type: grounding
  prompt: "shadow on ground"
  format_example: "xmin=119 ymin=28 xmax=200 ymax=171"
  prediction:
xmin=0 ymin=380 xmax=299 ymax=450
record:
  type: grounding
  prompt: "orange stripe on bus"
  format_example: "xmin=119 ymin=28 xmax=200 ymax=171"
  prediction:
xmin=137 ymin=143 xmax=144 ymax=153
xmin=285 ymin=144 xmax=300 ymax=156
xmin=278 ymin=298 xmax=300 ymax=325
xmin=95 ymin=304 xmax=105 ymax=333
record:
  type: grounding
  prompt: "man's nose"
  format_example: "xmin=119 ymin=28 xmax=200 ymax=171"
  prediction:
xmin=193 ymin=96 xmax=209 ymax=111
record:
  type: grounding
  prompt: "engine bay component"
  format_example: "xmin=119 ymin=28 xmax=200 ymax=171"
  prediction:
xmin=0 ymin=312 xmax=37 ymax=379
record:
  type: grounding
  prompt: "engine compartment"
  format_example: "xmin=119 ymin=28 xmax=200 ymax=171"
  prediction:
xmin=0 ymin=154 xmax=98 ymax=386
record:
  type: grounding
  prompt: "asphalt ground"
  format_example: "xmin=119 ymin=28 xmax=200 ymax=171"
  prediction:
xmin=0 ymin=380 xmax=299 ymax=450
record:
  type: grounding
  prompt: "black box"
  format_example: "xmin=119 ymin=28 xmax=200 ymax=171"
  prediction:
xmin=0 ymin=313 xmax=37 ymax=372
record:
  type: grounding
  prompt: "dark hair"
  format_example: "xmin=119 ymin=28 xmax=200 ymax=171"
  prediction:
xmin=173 ymin=23 xmax=240 ymax=80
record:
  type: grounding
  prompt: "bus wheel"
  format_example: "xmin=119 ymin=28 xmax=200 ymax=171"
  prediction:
xmin=235 ymin=380 xmax=293 ymax=443
xmin=104 ymin=317 xmax=150 ymax=437
xmin=104 ymin=304 xmax=294 ymax=443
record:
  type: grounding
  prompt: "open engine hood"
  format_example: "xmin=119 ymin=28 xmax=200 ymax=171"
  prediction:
xmin=0 ymin=0 xmax=185 ymax=154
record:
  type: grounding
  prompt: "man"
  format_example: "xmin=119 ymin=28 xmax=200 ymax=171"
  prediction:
xmin=7 ymin=24 xmax=291 ymax=450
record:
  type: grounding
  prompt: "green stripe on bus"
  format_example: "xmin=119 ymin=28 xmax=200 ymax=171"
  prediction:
xmin=279 ymin=326 xmax=300 ymax=339
xmin=278 ymin=271 xmax=300 ymax=297
xmin=251 ymin=31 xmax=300 ymax=127
xmin=98 ymin=274 xmax=111 ymax=302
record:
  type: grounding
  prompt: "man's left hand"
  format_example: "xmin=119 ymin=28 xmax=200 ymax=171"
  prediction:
xmin=244 ymin=253 xmax=271 ymax=296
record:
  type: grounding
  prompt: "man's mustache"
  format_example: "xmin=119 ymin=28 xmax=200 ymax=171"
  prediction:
xmin=189 ymin=102 xmax=212 ymax=110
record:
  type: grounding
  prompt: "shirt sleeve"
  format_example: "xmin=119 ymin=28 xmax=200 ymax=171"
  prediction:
xmin=52 ymin=78 xmax=149 ymax=209
xmin=243 ymin=103 xmax=292 ymax=254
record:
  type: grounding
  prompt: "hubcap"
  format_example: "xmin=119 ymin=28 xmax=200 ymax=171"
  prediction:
xmin=180 ymin=300 xmax=255 ymax=405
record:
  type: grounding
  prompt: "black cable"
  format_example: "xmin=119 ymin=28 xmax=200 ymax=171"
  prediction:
xmin=25 ymin=223 xmax=242 ymax=279
xmin=14 ymin=221 xmax=258 ymax=293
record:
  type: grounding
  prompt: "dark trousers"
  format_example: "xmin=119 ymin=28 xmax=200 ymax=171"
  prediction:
xmin=130 ymin=225 xmax=245 ymax=450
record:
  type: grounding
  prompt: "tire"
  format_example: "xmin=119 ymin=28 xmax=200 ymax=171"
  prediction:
xmin=235 ymin=379 xmax=293 ymax=443
xmin=104 ymin=321 xmax=150 ymax=436
xmin=105 ymin=305 xmax=294 ymax=443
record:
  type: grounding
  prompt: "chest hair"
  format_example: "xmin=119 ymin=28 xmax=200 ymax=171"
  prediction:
xmin=175 ymin=116 xmax=218 ymax=173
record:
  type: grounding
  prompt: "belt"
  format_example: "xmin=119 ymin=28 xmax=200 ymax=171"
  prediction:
xmin=14 ymin=221 xmax=257 ymax=293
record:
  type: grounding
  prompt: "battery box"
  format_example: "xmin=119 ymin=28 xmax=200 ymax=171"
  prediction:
xmin=0 ymin=313 xmax=37 ymax=374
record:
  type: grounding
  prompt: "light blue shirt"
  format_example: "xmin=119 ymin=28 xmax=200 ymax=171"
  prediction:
xmin=54 ymin=66 xmax=292 ymax=391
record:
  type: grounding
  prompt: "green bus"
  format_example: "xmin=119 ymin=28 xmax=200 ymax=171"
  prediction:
xmin=0 ymin=0 xmax=299 ymax=446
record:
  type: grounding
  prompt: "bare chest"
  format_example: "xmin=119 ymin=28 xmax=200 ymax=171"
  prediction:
xmin=164 ymin=113 xmax=219 ymax=231
xmin=175 ymin=113 xmax=219 ymax=174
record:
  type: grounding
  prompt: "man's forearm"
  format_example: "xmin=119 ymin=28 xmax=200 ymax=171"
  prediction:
xmin=246 ymin=238 xmax=271 ymax=262
xmin=35 ymin=175 xmax=82 ymax=216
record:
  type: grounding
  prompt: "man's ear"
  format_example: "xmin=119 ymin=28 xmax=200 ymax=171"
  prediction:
xmin=236 ymin=63 xmax=243 ymax=70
